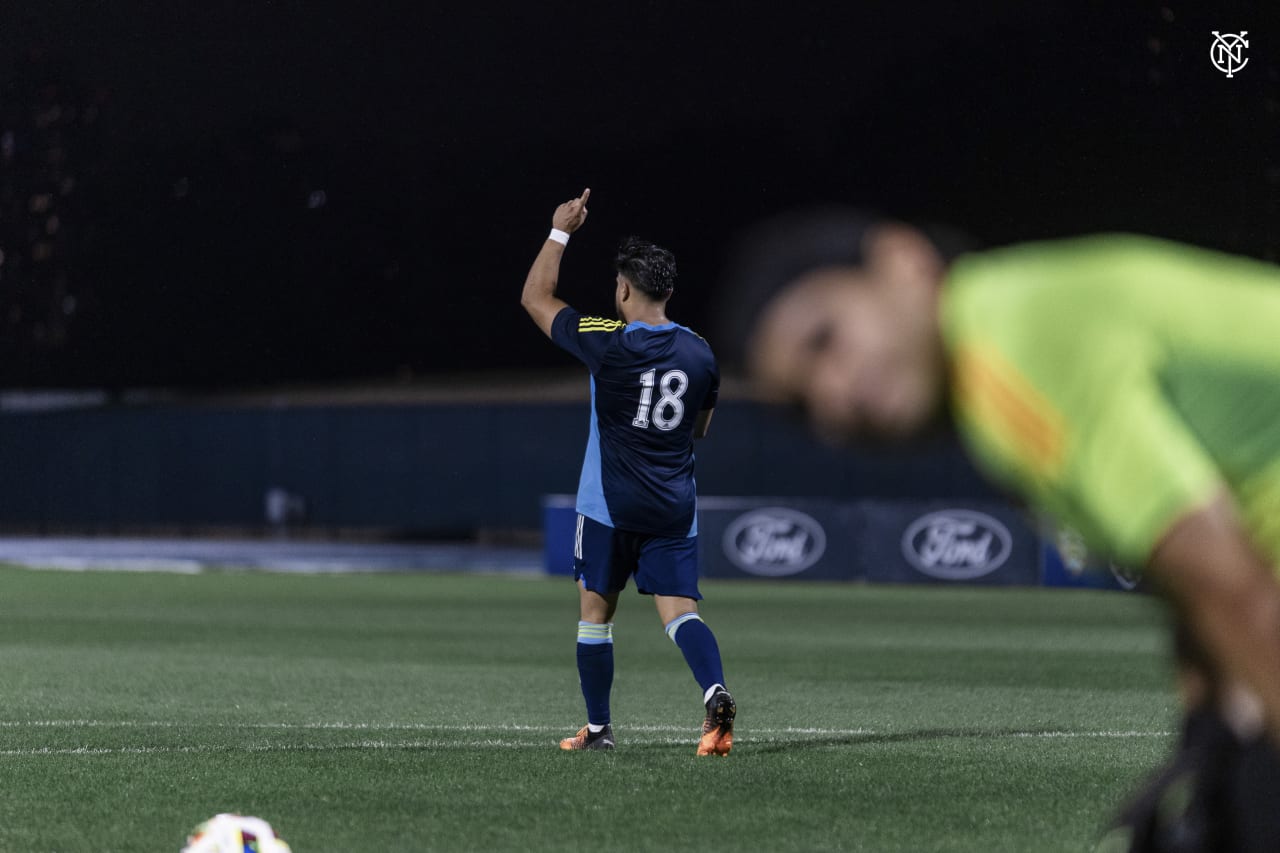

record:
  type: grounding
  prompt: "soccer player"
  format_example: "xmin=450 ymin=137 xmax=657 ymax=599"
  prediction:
xmin=723 ymin=209 xmax=1280 ymax=850
xmin=521 ymin=189 xmax=736 ymax=756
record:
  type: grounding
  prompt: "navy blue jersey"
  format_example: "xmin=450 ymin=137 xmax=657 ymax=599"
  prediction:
xmin=551 ymin=307 xmax=719 ymax=537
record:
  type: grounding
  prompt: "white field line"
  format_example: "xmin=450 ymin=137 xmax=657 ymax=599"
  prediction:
xmin=0 ymin=719 xmax=1173 ymax=737
xmin=0 ymin=719 xmax=1174 ymax=757
xmin=0 ymin=719 xmax=870 ymax=735
xmin=0 ymin=740 xmax=554 ymax=756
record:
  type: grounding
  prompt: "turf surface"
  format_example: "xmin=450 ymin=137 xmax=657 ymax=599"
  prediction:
xmin=0 ymin=566 xmax=1178 ymax=852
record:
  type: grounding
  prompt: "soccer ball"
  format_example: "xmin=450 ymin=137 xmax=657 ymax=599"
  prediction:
xmin=182 ymin=814 xmax=292 ymax=853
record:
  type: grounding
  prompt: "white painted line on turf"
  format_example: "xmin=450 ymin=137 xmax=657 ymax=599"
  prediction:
xmin=0 ymin=719 xmax=1174 ymax=739
xmin=0 ymin=737 xmax=702 ymax=756
xmin=0 ymin=741 xmax=534 ymax=756
xmin=1007 ymin=730 xmax=1173 ymax=738
xmin=0 ymin=720 xmax=700 ymax=733
xmin=0 ymin=729 xmax=1178 ymax=758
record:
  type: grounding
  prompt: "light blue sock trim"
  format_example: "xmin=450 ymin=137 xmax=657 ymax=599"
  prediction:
xmin=577 ymin=621 xmax=614 ymax=645
xmin=664 ymin=612 xmax=703 ymax=643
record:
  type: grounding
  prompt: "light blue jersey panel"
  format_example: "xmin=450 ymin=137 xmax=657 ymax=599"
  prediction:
xmin=575 ymin=377 xmax=614 ymax=527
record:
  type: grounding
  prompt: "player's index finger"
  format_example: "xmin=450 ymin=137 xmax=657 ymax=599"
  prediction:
xmin=579 ymin=188 xmax=591 ymax=205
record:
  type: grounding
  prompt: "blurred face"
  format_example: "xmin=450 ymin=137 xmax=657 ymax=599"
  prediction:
xmin=747 ymin=261 xmax=946 ymax=442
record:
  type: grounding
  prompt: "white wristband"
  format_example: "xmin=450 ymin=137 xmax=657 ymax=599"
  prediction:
xmin=548 ymin=228 xmax=570 ymax=246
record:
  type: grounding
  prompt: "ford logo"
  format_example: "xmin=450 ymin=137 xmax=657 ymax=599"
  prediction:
xmin=723 ymin=508 xmax=826 ymax=577
xmin=901 ymin=509 xmax=1012 ymax=580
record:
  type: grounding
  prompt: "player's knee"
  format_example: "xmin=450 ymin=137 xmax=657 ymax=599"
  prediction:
xmin=664 ymin=611 xmax=702 ymax=642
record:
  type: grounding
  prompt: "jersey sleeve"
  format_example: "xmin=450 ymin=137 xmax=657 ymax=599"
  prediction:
xmin=550 ymin=307 xmax=623 ymax=373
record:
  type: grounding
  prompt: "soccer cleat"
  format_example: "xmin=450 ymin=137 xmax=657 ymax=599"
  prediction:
xmin=697 ymin=688 xmax=736 ymax=756
xmin=559 ymin=724 xmax=615 ymax=751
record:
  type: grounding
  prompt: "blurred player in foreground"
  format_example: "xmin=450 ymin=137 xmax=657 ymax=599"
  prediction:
xmin=521 ymin=189 xmax=735 ymax=756
xmin=723 ymin=209 xmax=1280 ymax=850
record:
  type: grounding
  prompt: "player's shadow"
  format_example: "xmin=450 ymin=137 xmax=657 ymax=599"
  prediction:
xmin=742 ymin=727 xmax=1084 ymax=755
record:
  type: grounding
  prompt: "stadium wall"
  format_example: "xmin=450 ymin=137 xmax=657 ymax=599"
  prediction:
xmin=1 ymin=399 xmax=998 ymax=535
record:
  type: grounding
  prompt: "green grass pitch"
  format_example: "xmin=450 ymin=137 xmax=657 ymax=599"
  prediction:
xmin=0 ymin=565 xmax=1178 ymax=852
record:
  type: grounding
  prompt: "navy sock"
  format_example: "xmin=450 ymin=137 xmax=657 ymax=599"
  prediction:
xmin=576 ymin=621 xmax=614 ymax=727
xmin=665 ymin=613 xmax=725 ymax=696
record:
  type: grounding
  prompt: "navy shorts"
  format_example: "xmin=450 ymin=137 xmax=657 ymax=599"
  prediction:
xmin=573 ymin=513 xmax=702 ymax=600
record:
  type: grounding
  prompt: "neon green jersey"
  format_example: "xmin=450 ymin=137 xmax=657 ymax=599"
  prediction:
xmin=941 ymin=234 xmax=1280 ymax=569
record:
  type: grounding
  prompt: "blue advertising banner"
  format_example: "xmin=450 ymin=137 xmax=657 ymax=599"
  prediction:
xmin=697 ymin=498 xmax=865 ymax=582
xmin=1039 ymin=524 xmax=1145 ymax=592
xmin=854 ymin=501 xmax=1041 ymax=586
xmin=542 ymin=495 xmax=577 ymax=577
xmin=542 ymin=495 xmax=1139 ymax=591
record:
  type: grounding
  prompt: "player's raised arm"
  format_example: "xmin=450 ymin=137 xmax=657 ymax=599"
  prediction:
xmin=693 ymin=408 xmax=714 ymax=440
xmin=521 ymin=188 xmax=591 ymax=338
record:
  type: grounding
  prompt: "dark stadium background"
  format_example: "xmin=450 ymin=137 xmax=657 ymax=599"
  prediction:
xmin=1 ymin=2 xmax=1275 ymax=389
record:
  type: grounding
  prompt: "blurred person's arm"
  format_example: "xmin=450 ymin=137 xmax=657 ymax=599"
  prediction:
xmin=1151 ymin=492 xmax=1280 ymax=745
xmin=692 ymin=358 xmax=719 ymax=440
xmin=693 ymin=408 xmax=714 ymax=439
xmin=521 ymin=189 xmax=590 ymax=338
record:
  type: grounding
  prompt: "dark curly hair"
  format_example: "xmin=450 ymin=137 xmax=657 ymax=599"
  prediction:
xmin=615 ymin=237 xmax=677 ymax=300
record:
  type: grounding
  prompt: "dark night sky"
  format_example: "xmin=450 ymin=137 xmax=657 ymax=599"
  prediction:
xmin=0 ymin=1 xmax=1276 ymax=387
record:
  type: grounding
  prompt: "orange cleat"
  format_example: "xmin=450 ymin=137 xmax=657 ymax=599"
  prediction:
xmin=697 ymin=688 xmax=736 ymax=756
xmin=559 ymin=724 xmax=615 ymax=751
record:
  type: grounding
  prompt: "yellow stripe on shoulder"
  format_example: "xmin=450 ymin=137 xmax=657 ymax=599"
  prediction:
xmin=578 ymin=316 xmax=625 ymax=332
xmin=952 ymin=343 xmax=1067 ymax=481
